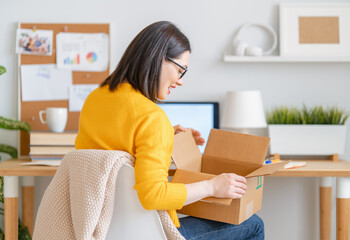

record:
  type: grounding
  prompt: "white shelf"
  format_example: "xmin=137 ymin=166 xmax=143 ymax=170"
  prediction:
xmin=223 ymin=55 xmax=350 ymax=63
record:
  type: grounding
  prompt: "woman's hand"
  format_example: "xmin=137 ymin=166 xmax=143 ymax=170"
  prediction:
xmin=173 ymin=124 xmax=205 ymax=146
xmin=183 ymin=173 xmax=247 ymax=205
xmin=208 ymin=173 xmax=247 ymax=199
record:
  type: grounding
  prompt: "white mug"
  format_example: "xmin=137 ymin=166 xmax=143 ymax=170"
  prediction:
xmin=39 ymin=107 xmax=68 ymax=133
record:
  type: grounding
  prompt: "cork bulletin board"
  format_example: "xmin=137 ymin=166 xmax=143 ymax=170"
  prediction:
xmin=299 ymin=17 xmax=339 ymax=44
xmin=18 ymin=23 xmax=110 ymax=156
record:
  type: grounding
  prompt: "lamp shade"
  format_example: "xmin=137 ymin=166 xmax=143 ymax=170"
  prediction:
xmin=221 ymin=90 xmax=267 ymax=129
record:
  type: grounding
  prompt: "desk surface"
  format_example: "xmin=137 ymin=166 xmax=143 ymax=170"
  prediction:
xmin=1 ymin=158 xmax=350 ymax=177
xmin=270 ymin=160 xmax=350 ymax=177
xmin=0 ymin=158 xmax=57 ymax=176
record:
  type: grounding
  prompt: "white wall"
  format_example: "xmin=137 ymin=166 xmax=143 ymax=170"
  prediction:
xmin=1 ymin=0 xmax=350 ymax=239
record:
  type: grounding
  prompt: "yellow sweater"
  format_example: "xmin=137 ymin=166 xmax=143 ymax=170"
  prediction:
xmin=75 ymin=83 xmax=187 ymax=227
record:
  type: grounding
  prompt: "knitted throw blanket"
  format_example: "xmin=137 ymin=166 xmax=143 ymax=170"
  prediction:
xmin=33 ymin=150 xmax=185 ymax=240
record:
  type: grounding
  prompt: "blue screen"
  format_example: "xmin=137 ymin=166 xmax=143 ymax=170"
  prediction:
xmin=158 ymin=102 xmax=219 ymax=153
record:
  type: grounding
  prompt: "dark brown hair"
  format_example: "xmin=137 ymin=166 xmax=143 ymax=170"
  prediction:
xmin=100 ymin=21 xmax=191 ymax=102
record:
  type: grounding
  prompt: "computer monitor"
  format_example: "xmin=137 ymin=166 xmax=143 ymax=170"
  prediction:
xmin=157 ymin=102 xmax=219 ymax=153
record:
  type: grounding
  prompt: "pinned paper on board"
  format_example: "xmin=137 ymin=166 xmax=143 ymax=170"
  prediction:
xmin=69 ymin=84 xmax=99 ymax=112
xmin=20 ymin=64 xmax=72 ymax=102
xmin=56 ymin=33 xmax=109 ymax=72
xmin=16 ymin=29 xmax=53 ymax=55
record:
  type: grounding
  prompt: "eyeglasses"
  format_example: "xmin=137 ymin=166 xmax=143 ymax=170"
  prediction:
xmin=166 ymin=57 xmax=188 ymax=79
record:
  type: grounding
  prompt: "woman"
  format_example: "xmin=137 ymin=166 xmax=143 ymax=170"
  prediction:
xmin=75 ymin=21 xmax=264 ymax=240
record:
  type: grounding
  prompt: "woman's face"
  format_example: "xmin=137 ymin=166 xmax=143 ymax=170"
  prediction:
xmin=158 ymin=51 xmax=190 ymax=100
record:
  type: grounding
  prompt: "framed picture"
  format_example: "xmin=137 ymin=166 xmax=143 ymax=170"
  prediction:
xmin=280 ymin=3 xmax=350 ymax=57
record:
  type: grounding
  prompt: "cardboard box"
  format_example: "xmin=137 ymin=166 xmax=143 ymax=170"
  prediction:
xmin=171 ymin=129 xmax=288 ymax=225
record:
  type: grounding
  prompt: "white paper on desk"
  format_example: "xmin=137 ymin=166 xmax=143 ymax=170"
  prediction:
xmin=21 ymin=160 xmax=61 ymax=166
xmin=21 ymin=64 xmax=72 ymax=102
xmin=69 ymin=84 xmax=98 ymax=112
xmin=56 ymin=33 xmax=109 ymax=72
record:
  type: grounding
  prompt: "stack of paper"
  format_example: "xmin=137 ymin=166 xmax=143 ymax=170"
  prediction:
xmin=284 ymin=161 xmax=307 ymax=169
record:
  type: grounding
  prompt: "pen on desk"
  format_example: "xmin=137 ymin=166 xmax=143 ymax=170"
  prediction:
xmin=264 ymin=159 xmax=281 ymax=164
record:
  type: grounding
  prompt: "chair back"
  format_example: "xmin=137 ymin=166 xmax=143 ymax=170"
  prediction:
xmin=106 ymin=163 xmax=167 ymax=239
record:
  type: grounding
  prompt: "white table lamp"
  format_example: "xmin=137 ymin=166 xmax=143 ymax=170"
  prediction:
xmin=221 ymin=91 xmax=267 ymax=132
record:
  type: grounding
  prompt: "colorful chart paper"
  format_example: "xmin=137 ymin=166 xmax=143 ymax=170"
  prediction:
xmin=86 ymin=52 xmax=97 ymax=63
xmin=56 ymin=33 xmax=108 ymax=72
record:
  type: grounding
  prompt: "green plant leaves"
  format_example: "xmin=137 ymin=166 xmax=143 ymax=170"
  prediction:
xmin=267 ymin=106 xmax=349 ymax=125
xmin=0 ymin=228 xmax=4 ymax=240
xmin=0 ymin=113 xmax=32 ymax=239
xmin=0 ymin=144 xmax=18 ymax=158
xmin=0 ymin=117 xmax=31 ymax=132
xmin=0 ymin=116 xmax=29 ymax=158
xmin=18 ymin=220 xmax=31 ymax=240
xmin=0 ymin=176 xmax=3 ymax=203
xmin=266 ymin=106 xmax=302 ymax=124
xmin=0 ymin=178 xmax=31 ymax=239
xmin=0 ymin=66 xmax=6 ymax=76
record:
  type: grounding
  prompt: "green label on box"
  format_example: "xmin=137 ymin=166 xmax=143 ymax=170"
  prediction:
xmin=256 ymin=176 xmax=262 ymax=190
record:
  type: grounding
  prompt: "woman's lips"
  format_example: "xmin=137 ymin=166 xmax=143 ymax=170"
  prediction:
xmin=168 ymin=86 xmax=176 ymax=94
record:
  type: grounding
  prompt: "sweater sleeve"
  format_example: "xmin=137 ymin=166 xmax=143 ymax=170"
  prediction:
xmin=133 ymin=110 xmax=187 ymax=210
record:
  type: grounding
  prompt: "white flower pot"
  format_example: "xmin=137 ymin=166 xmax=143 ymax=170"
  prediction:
xmin=268 ymin=125 xmax=347 ymax=155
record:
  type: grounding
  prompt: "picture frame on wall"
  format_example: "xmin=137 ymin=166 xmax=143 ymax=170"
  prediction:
xmin=279 ymin=3 xmax=350 ymax=57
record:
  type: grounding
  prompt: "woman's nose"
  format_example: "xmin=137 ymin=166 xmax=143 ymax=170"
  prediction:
xmin=176 ymin=78 xmax=183 ymax=86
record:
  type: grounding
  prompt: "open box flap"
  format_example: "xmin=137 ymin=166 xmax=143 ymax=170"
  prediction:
xmin=203 ymin=129 xmax=270 ymax=166
xmin=172 ymin=131 xmax=202 ymax=172
xmin=202 ymin=155 xmax=260 ymax=176
xmin=172 ymin=169 xmax=232 ymax=206
xmin=245 ymin=161 xmax=290 ymax=178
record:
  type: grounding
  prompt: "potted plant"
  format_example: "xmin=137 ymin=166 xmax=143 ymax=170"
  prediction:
xmin=267 ymin=105 xmax=349 ymax=156
xmin=0 ymin=65 xmax=32 ymax=239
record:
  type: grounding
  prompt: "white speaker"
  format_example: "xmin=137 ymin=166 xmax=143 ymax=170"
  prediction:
xmin=233 ymin=23 xmax=278 ymax=57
